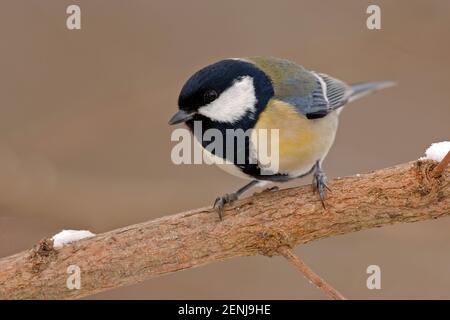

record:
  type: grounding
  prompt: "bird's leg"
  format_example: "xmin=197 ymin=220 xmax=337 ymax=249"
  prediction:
xmin=312 ymin=161 xmax=330 ymax=208
xmin=213 ymin=180 xmax=260 ymax=220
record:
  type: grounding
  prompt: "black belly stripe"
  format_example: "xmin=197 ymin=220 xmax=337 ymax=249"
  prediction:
xmin=239 ymin=162 xmax=316 ymax=182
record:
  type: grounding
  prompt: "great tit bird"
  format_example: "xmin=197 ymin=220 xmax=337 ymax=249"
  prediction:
xmin=169 ymin=57 xmax=394 ymax=219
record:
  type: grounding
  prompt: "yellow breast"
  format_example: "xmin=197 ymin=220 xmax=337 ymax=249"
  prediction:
xmin=251 ymin=99 xmax=338 ymax=177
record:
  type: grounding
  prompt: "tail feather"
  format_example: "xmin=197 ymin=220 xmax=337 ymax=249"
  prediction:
xmin=349 ymin=81 xmax=396 ymax=102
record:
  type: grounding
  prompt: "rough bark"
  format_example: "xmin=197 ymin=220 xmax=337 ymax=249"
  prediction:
xmin=0 ymin=159 xmax=448 ymax=299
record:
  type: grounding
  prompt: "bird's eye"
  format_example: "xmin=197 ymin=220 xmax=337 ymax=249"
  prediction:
xmin=204 ymin=90 xmax=218 ymax=104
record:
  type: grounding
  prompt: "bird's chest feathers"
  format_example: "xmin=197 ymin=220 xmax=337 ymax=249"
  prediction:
xmin=251 ymin=99 xmax=338 ymax=175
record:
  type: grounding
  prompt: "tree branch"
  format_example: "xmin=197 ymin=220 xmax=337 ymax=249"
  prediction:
xmin=0 ymin=159 xmax=448 ymax=299
xmin=278 ymin=246 xmax=346 ymax=300
xmin=432 ymin=151 xmax=450 ymax=178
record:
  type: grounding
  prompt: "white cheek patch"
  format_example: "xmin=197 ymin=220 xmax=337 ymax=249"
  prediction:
xmin=198 ymin=76 xmax=257 ymax=123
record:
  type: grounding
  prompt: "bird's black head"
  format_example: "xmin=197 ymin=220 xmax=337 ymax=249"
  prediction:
xmin=169 ymin=59 xmax=274 ymax=127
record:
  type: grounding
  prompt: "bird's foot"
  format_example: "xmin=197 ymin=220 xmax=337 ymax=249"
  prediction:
xmin=312 ymin=169 xmax=330 ymax=208
xmin=263 ymin=185 xmax=279 ymax=193
xmin=213 ymin=193 xmax=238 ymax=220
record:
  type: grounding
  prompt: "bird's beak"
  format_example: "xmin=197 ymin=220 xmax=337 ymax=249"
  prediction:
xmin=168 ymin=110 xmax=195 ymax=125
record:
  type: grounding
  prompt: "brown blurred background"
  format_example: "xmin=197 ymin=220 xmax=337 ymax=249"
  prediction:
xmin=0 ymin=0 xmax=449 ymax=299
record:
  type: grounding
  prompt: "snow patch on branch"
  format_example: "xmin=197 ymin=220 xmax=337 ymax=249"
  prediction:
xmin=421 ymin=141 xmax=450 ymax=162
xmin=52 ymin=230 xmax=95 ymax=249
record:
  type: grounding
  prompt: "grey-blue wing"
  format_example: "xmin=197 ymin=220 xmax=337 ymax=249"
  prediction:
xmin=280 ymin=72 xmax=351 ymax=119
xmin=246 ymin=57 xmax=352 ymax=119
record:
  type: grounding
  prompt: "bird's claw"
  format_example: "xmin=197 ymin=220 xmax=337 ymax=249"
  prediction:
xmin=312 ymin=170 xmax=329 ymax=209
xmin=213 ymin=193 xmax=238 ymax=220
xmin=263 ymin=186 xmax=279 ymax=193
